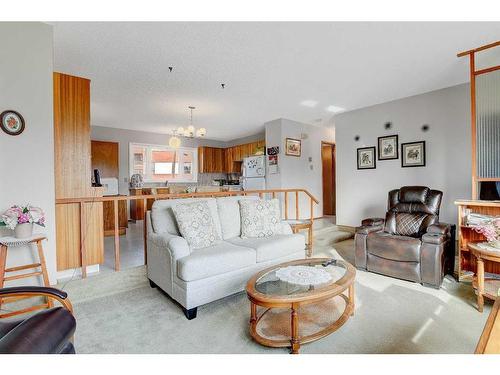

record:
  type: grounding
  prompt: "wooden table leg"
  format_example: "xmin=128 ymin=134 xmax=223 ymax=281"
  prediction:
xmin=35 ymin=240 xmax=53 ymax=308
xmin=290 ymin=304 xmax=300 ymax=354
xmin=0 ymin=245 xmax=7 ymax=309
xmin=250 ymin=302 xmax=257 ymax=325
xmin=349 ymin=283 xmax=355 ymax=316
xmin=477 ymin=257 xmax=485 ymax=313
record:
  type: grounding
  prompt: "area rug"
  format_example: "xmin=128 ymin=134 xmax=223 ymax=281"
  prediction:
xmin=65 ymin=239 xmax=490 ymax=354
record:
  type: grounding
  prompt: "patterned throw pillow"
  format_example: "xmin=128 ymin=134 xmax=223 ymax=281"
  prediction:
xmin=394 ymin=213 xmax=427 ymax=237
xmin=172 ymin=201 xmax=220 ymax=249
xmin=239 ymin=199 xmax=281 ymax=238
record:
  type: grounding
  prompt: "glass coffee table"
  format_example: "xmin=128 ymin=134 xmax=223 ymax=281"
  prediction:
xmin=246 ymin=257 xmax=355 ymax=354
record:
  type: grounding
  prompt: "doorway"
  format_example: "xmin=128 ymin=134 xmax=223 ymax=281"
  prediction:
xmin=321 ymin=142 xmax=336 ymax=216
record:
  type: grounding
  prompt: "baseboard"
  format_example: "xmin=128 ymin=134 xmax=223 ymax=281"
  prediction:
xmin=57 ymin=264 xmax=100 ymax=281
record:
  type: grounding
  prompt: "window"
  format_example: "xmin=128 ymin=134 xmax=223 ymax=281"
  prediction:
xmin=129 ymin=143 xmax=198 ymax=183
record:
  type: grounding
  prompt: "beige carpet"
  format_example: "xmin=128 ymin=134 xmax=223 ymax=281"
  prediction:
xmin=57 ymin=229 xmax=490 ymax=354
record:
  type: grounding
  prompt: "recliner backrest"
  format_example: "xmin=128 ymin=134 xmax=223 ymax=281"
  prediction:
xmin=384 ymin=186 xmax=442 ymax=238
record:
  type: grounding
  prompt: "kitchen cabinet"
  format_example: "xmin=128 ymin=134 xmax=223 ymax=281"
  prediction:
xmin=199 ymin=141 xmax=265 ymax=174
xmin=198 ymin=147 xmax=226 ymax=173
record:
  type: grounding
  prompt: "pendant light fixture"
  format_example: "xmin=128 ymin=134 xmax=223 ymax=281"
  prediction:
xmin=168 ymin=106 xmax=206 ymax=148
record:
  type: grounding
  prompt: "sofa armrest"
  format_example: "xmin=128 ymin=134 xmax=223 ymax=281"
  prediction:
xmin=149 ymin=231 xmax=190 ymax=260
xmin=361 ymin=217 xmax=385 ymax=227
xmin=355 ymin=224 xmax=384 ymax=235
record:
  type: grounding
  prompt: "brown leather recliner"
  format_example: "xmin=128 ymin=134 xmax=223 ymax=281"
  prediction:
xmin=354 ymin=186 xmax=455 ymax=288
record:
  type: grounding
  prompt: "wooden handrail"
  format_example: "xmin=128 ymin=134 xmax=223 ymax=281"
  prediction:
xmin=55 ymin=188 xmax=319 ymax=277
xmin=55 ymin=188 xmax=320 ymax=204
xmin=457 ymin=40 xmax=500 ymax=57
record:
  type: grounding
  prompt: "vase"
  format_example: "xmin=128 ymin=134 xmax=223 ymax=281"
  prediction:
xmin=488 ymin=240 xmax=500 ymax=249
xmin=14 ymin=223 xmax=33 ymax=239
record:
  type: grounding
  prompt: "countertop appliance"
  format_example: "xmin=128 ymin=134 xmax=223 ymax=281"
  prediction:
xmin=101 ymin=177 xmax=119 ymax=196
xmin=241 ymin=155 xmax=265 ymax=190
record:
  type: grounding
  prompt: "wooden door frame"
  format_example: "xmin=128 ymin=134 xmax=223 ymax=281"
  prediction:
xmin=321 ymin=141 xmax=336 ymax=216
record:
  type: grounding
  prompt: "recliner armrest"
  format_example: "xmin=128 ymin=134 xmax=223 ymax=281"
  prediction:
xmin=422 ymin=233 xmax=447 ymax=245
xmin=361 ymin=217 xmax=385 ymax=226
xmin=426 ymin=223 xmax=450 ymax=236
xmin=355 ymin=224 xmax=384 ymax=235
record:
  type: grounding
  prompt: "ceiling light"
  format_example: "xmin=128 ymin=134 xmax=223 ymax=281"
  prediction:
xmin=168 ymin=132 xmax=181 ymax=148
xmin=325 ymin=105 xmax=345 ymax=113
xmin=168 ymin=106 xmax=206 ymax=146
xmin=300 ymin=100 xmax=318 ymax=108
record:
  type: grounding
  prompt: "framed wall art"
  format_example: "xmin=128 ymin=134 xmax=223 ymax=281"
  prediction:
xmin=357 ymin=146 xmax=376 ymax=170
xmin=401 ymin=141 xmax=426 ymax=167
xmin=285 ymin=138 xmax=301 ymax=157
xmin=1 ymin=110 xmax=25 ymax=136
xmin=378 ymin=134 xmax=398 ymax=160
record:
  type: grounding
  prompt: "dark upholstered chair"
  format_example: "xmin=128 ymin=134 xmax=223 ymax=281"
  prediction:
xmin=0 ymin=286 xmax=76 ymax=354
xmin=354 ymin=186 xmax=455 ymax=288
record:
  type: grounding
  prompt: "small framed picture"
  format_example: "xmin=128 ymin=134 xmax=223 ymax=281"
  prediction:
xmin=357 ymin=147 xmax=376 ymax=170
xmin=378 ymin=134 xmax=398 ymax=160
xmin=401 ymin=141 xmax=426 ymax=167
xmin=285 ymin=138 xmax=301 ymax=157
xmin=1 ymin=110 xmax=25 ymax=136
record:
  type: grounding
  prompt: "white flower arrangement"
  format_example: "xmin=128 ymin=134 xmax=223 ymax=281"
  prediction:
xmin=0 ymin=205 xmax=45 ymax=230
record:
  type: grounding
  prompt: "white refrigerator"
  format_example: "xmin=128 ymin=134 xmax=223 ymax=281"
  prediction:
xmin=241 ymin=155 xmax=266 ymax=190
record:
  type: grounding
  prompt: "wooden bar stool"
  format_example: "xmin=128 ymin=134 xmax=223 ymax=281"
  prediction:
xmin=287 ymin=220 xmax=313 ymax=257
xmin=0 ymin=235 xmax=52 ymax=318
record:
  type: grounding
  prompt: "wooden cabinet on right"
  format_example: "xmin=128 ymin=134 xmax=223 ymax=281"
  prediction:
xmin=223 ymin=140 xmax=265 ymax=173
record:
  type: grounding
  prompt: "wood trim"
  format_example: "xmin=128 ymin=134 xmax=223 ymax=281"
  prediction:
xmin=457 ymin=41 xmax=500 ymax=57
xmin=474 ymin=65 xmax=500 ymax=76
xmin=476 ymin=298 xmax=500 ymax=353
xmin=470 ymin=53 xmax=478 ymax=199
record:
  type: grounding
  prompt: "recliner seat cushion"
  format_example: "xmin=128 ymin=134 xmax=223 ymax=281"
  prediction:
xmin=177 ymin=241 xmax=256 ymax=281
xmin=227 ymin=234 xmax=305 ymax=263
xmin=367 ymin=232 xmax=421 ymax=262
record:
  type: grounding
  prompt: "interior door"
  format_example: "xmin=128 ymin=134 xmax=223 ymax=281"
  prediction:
xmin=322 ymin=142 xmax=336 ymax=216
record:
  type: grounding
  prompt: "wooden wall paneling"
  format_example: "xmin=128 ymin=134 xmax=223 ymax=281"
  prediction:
xmin=54 ymin=73 xmax=92 ymax=199
xmin=91 ymin=140 xmax=119 ymax=178
xmin=54 ymin=72 xmax=104 ymax=272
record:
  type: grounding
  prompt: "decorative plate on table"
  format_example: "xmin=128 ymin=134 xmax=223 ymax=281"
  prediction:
xmin=276 ymin=265 xmax=332 ymax=286
xmin=1 ymin=110 xmax=25 ymax=136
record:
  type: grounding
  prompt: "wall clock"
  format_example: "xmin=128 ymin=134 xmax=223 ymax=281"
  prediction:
xmin=1 ymin=110 xmax=25 ymax=136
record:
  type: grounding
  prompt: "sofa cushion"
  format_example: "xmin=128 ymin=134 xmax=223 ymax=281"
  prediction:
xmin=151 ymin=198 xmax=222 ymax=237
xmin=367 ymin=232 xmax=421 ymax=262
xmin=239 ymin=198 xmax=281 ymax=238
xmin=227 ymin=234 xmax=305 ymax=263
xmin=216 ymin=195 xmax=259 ymax=240
xmin=176 ymin=241 xmax=256 ymax=282
xmin=172 ymin=201 xmax=221 ymax=250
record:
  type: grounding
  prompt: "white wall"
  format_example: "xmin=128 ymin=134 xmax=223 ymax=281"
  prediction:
xmin=334 ymin=84 xmax=471 ymax=227
xmin=0 ymin=23 xmax=57 ymax=284
xmin=265 ymin=118 xmax=334 ymax=218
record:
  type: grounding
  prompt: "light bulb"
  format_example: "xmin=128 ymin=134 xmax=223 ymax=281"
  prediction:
xmin=169 ymin=136 xmax=181 ymax=148
xmin=197 ymin=128 xmax=206 ymax=137
xmin=177 ymin=126 xmax=184 ymax=134
xmin=187 ymin=125 xmax=195 ymax=133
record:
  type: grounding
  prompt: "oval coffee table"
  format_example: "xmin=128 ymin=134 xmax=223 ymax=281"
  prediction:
xmin=246 ymin=257 xmax=355 ymax=354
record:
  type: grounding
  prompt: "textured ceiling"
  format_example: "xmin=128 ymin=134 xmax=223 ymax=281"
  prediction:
xmin=52 ymin=22 xmax=500 ymax=141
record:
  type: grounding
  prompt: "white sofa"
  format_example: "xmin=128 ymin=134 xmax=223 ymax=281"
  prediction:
xmin=146 ymin=196 xmax=306 ymax=319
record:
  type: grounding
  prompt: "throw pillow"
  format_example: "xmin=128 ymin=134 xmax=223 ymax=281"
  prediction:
xmin=172 ymin=201 xmax=221 ymax=249
xmin=239 ymin=198 xmax=281 ymax=238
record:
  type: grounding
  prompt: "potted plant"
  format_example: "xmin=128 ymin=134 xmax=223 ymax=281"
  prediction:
xmin=472 ymin=218 xmax=500 ymax=249
xmin=0 ymin=205 xmax=45 ymax=239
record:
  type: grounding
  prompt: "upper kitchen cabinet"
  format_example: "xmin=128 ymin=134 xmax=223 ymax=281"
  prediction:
xmin=199 ymin=140 xmax=265 ymax=174
xmin=198 ymin=146 xmax=226 ymax=173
